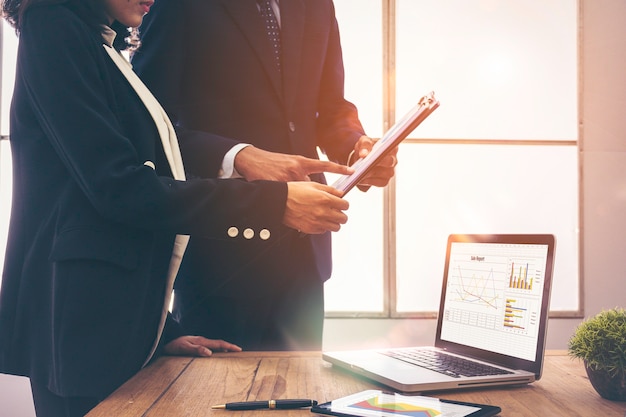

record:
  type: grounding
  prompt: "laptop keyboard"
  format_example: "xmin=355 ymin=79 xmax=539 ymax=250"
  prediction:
xmin=381 ymin=349 xmax=514 ymax=378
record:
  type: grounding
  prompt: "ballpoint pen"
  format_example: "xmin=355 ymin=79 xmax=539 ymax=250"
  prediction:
xmin=212 ymin=399 xmax=318 ymax=410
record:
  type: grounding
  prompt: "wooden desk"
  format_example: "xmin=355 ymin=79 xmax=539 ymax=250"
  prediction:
xmin=86 ymin=351 xmax=625 ymax=417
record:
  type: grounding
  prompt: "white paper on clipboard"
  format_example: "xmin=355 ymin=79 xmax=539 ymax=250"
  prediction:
xmin=332 ymin=91 xmax=440 ymax=195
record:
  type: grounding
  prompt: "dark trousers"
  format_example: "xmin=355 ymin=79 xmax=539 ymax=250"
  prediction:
xmin=173 ymin=272 xmax=324 ymax=351
xmin=30 ymin=380 xmax=100 ymax=417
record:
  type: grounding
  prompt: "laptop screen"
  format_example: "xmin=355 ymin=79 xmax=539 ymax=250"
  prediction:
xmin=438 ymin=235 xmax=554 ymax=363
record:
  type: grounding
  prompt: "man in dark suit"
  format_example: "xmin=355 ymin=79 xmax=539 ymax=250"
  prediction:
xmin=133 ymin=0 xmax=396 ymax=350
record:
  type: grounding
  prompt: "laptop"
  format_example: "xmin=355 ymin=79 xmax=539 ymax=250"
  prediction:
xmin=323 ymin=233 xmax=556 ymax=393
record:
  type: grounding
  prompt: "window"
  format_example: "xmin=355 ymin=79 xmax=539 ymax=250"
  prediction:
xmin=1 ymin=21 xmax=18 ymax=136
xmin=0 ymin=2 xmax=580 ymax=315
xmin=0 ymin=22 xmax=17 ymax=284
xmin=325 ymin=0 xmax=579 ymax=316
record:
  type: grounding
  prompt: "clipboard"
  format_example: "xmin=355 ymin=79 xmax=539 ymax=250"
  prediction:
xmin=311 ymin=390 xmax=501 ymax=417
xmin=332 ymin=91 xmax=440 ymax=195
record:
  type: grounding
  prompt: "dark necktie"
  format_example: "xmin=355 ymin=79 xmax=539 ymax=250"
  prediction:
xmin=258 ymin=0 xmax=282 ymax=72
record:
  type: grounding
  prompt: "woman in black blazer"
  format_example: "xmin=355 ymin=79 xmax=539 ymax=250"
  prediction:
xmin=0 ymin=0 xmax=351 ymax=415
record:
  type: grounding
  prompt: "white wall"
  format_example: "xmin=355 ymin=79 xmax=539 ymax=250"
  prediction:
xmin=579 ymin=0 xmax=626 ymax=314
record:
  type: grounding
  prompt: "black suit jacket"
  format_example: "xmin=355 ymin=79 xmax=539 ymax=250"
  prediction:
xmin=0 ymin=4 xmax=287 ymax=398
xmin=133 ymin=0 xmax=365 ymax=294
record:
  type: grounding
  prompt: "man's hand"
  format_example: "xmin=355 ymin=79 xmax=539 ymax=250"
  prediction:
xmin=352 ymin=135 xmax=398 ymax=189
xmin=235 ymin=146 xmax=353 ymax=182
xmin=283 ymin=182 xmax=349 ymax=234
xmin=164 ymin=336 xmax=242 ymax=357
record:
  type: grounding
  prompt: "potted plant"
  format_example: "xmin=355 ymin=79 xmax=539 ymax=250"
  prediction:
xmin=568 ymin=307 xmax=626 ymax=401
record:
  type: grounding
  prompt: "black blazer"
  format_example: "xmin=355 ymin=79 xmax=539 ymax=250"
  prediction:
xmin=0 ymin=4 xmax=287 ymax=398
xmin=133 ymin=0 xmax=366 ymax=294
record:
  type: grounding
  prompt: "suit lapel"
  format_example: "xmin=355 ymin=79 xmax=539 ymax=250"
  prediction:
xmin=280 ymin=0 xmax=305 ymax=111
xmin=220 ymin=0 xmax=283 ymax=98
xmin=102 ymin=42 xmax=189 ymax=368
xmin=102 ymin=44 xmax=185 ymax=180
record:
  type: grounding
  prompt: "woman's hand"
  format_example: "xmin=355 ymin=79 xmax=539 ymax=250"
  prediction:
xmin=283 ymin=182 xmax=349 ymax=234
xmin=164 ymin=336 xmax=242 ymax=357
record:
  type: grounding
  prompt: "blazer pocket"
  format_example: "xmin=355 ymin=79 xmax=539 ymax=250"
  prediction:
xmin=49 ymin=227 xmax=141 ymax=270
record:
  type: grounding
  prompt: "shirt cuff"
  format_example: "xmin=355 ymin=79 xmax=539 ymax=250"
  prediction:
xmin=219 ymin=143 xmax=251 ymax=179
